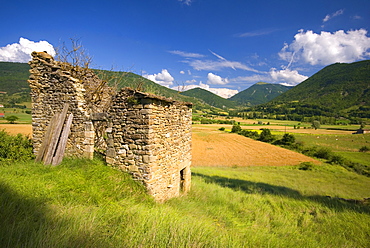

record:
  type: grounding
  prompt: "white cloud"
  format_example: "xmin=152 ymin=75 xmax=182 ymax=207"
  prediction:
xmin=323 ymin=9 xmax=344 ymax=23
xmin=232 ymin=74 xmax=272 ymax=83
xmin=236 ymin=28 xmax=279 ymax=38
xmin=279 ymin=29 xmax=370 ymax=66
xmin=207 ymin=72 xmax=229 ymax=85
xmin=179 ymin=82 xmax=238 ymax=98
xmin=269 ymin=68 xmax=308 ymax=85
xmin=188 ymin=58 xmax=260 ymax=72
xmin=180 ymin=70 xmax=185 ymax=74
xmin=143 ymin=69 xmax=174 ymax=87
xmin=169 ymin=50 xmax=204 ymax=58
xmin=178 ymin=0 xmax=193 ymax=6
xmin=0 ymin=37 xmax=56 ymax=63
xmin=232 ymin=68 xmax=307 ymax=86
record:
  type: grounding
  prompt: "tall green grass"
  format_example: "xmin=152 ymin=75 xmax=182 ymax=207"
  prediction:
xmin=1 ymin=159 xmax=369 ymax=247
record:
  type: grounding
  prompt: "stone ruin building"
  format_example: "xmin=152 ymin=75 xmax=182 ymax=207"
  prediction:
xmin=28 ymin=51 xmax=192 ymax=201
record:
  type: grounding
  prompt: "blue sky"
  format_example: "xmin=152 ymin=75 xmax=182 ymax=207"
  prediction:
xmin=1 ymin=0 xmax=370 ymax=98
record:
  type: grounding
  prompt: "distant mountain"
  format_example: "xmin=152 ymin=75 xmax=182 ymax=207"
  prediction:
xmin=0 ymin=62 xmax=30 ymax=95
xmin=253 ymin=60 xmax=370 ymax=118
xmin=180 ymin=88 xmax=237 ymax=109
xmin=229 ymin=82 xmax=292 ymax=106
xmin=0 ymin=62 xmax=214 ymax=111
xmin=273 ymin=60 xmax=370 ymax=113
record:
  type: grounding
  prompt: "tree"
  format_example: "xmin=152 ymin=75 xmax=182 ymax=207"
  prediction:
xmin=312 ymin=120 xmax=320 ymax=130
xmin=258 ymin=128 xmax=275 ymax=143
xmin=5 ymin=115 xmax=19 ymax=124
xmin=231 ymin=124 xmax=242 ymax=133
xmin=281 ymin=133 xmax=296 ymax=145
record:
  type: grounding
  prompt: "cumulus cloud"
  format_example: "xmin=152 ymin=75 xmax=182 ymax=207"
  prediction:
xmin=279 ymin=29 xmax=370 ymax=66
xmin=178 ymin=82 xmax=238 ymax=98
xmin=232 ymin=68 xmax=307 ymax=86
xmin=269 ymin=68 xmax=308 ymax=86
xmin=143 ymin=69 xmax=174 ymax=87
xmin=0 ymin=37 xmax=56 ymax=63
xmin=207 ymin=72 xmax=229 ymax=85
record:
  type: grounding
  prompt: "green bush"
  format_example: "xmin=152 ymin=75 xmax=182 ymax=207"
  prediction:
xmin=298 ymin=162 xmax=314 ymax=171
xmin=239 ymin=129 xmax=259 ymax=139
xmin=0 ymin=130 xmax=34 ymax=162
xmin=359 ymin=146 xmax=370 ymax=152
xmin=314 ymin=147 xmax=333 ymax=159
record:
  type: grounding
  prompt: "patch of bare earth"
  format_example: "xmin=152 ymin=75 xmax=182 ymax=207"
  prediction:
xmin=192 ymin=126 xmax=319 ymax=167
xmin=0 ymin=124 xmax=32 ymax=136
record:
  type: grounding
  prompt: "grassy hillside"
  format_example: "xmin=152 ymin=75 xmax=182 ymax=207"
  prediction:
xmin=0 ymin=62 xmax=31 ymax=107
xmin=1 ymin=158 xmax=369 ymax=247
xmin=272 ymin=60 xmax=370 ymax=116
xmin=0 ymin=62 xmax=217 ymax=112
xmin=0 ymin=62 xmax=30 ymax=95
xmin=230 ymin=82 xmax=292 ymax=106
xmin=181 ymin=87 xmax=237 ymax=109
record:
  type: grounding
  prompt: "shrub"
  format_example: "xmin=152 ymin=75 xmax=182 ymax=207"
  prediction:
xmin=239 ymin=129 xmax=259 ymax=139
xmin=298 ymin=162 xmax=314 ymax=171
xmin=219 ymin=127 xmax=225 ymax=131
xmin=314 ymin=147 xmax=333 ymax=160
xmin=359 ymin=146 xmax=370 ymax=152
xmin=274 ymin=133 xmax=296 ymax=145
xmin=0 ymin=130 xmax=34 ymax=162
xmin=329 ymin=154 xmax=345 ymax=165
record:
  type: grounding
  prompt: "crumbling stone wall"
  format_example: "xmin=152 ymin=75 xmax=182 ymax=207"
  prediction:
xmin=28 ymin=52 xmax=192 ymax=201
xmin=28 ymin=51 xmax=98 ymax=158
xmin=106 ymin=88 xmax=192 ymax=201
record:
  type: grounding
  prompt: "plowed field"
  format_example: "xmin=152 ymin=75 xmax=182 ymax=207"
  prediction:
xmin=192 ymin=125 xmax=319 ymax=167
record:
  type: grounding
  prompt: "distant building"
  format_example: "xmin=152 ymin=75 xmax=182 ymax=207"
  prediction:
xmin=353 ymin=129 xmax=370 ymax=134
xmin=0 ymin=113 xmax=4 ymax=118
xmin=0 ymin=104 xmax=4 ymax=108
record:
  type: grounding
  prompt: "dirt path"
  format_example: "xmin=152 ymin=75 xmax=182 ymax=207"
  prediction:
xmin=192 ymin=125 xmax=319 ymax=167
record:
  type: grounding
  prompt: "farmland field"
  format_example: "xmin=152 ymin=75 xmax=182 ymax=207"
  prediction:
xmin=0 ymin=124 xmax=32 ymax=136
xmin=192 ymin=124 xmax=319 ymax=166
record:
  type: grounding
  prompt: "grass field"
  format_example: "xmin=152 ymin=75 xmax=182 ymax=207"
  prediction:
xmin=1 ymin=120 xmax=370 ymax=247
xmin=0 ymin=159 xmax=369 ymax=247
xmin=0 ymin=107 xmax=32 ymax=124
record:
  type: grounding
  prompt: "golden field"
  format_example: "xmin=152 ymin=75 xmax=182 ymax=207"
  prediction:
xmin=192 ymin=124 xmax=319 ymax=167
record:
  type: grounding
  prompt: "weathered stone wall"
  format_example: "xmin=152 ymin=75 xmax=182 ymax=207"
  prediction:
xmin=28 ymin=52 xmax=192 ymax=201
xmin=106 ymin=88 xmax=192 ymax=201
xmin=28 ymin=51 xmax=96 ymax=158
